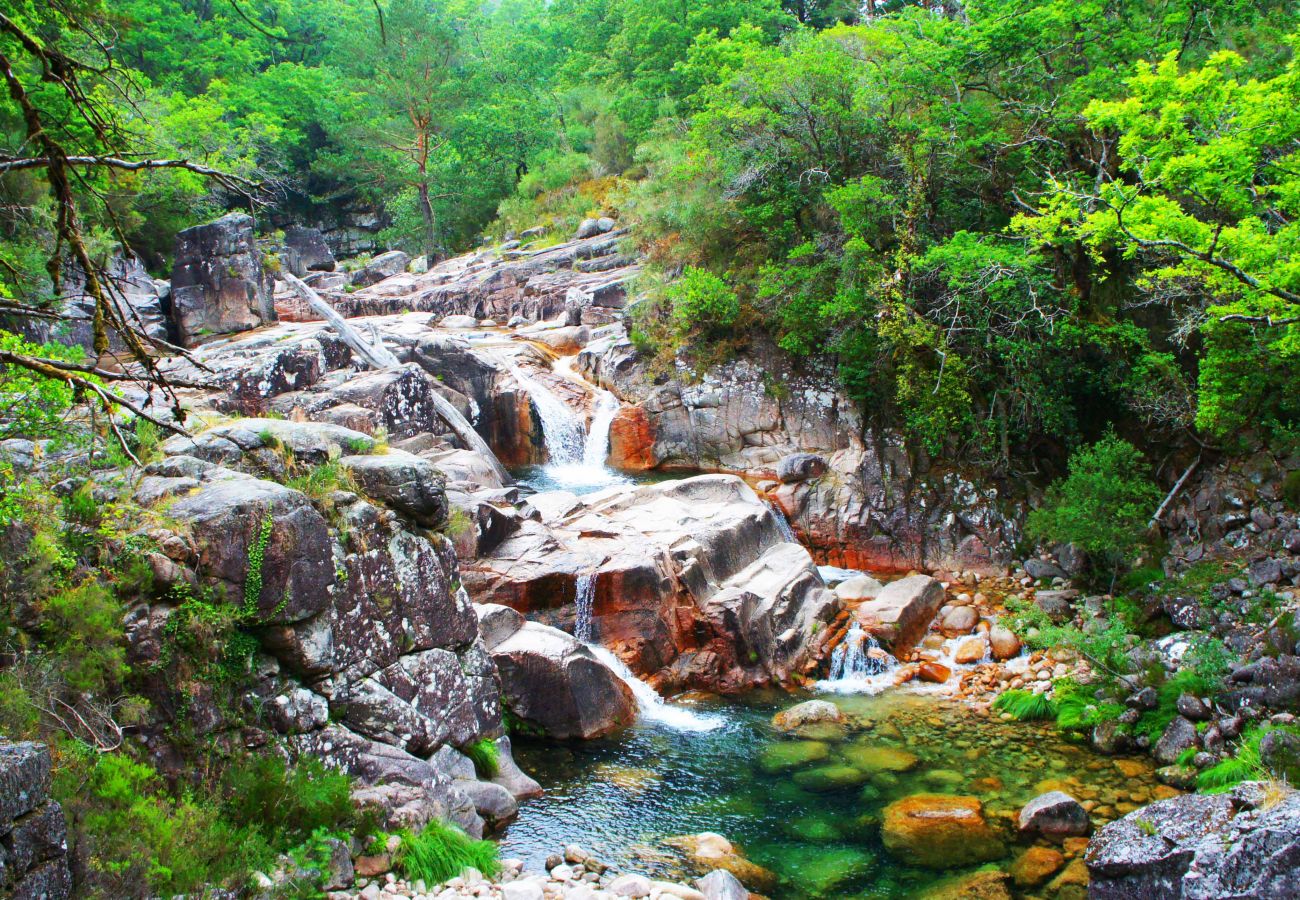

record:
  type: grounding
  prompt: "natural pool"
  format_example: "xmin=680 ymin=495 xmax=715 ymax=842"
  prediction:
xmin=503 ymin=689 xmax=1165 ymax=899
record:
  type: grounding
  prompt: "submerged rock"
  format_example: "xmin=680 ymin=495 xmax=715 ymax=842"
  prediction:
xmin=1009 ymin=846 xmax=1065 ymax=888
xmin=772 ymin=700 xmax=843 ymax=732
xmin=757 ymin=741 xmax=830 ymax=774
xmin=880 ymin=794 xmax=1005 ymax=869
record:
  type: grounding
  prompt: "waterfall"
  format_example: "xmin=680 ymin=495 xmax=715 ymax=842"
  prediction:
xmin=815 ymin=622 xmax=897 ymax=695
xmin=586 ymin=644 xmax=725 ymax=733
xmin=583 ymin=390 xmax=620 ymax=468
xmin=766 ymin=500 xmax=797 ymax=542
xmin=508 ymin=361 xmax=586 ymax=465
xmin=574 ymin=572 xmax=596 ymax=643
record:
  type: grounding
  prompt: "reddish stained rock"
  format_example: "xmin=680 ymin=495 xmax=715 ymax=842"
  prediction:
xmin=608 ymin=406 xmax=659 ymax=470
xmin=918 ymin=662 xmax=952 ymax=683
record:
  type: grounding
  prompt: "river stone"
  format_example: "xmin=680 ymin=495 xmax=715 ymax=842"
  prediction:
xmin=609 ymin=873 xmax=652 ymax=897
xmin=695 ymin=869 xmax=746 ymax=900
xmin=834 ymin=574 xmax=883 ymax=601
xmin=783 ymin=814 xmax=842 ymax=843
xmin=441 ymin=314 xmax=479 ymax=329
xmin=853 ymin=575 xmax=945 ymax=657
xmin=842 ymin=745 xmax=920 ymax=774
xmin=350 ymin=249 xmax=410 ymax=287
xmin=1033 ymin=589 xmax=1078 ymax=622
xmin=953 ymin=634 xmax=988 ymax=664
xmin=939 ymin=606 xmax=978 ymax=636
xmin=989 ymin=625 xmax=1021 ymax=660
xmin=758 ymin=741 xmax=829 ymax=774
xmin=1258 ymin=728 xmax=1300 ymax=782
xmin=340 ymin=450 xmax=449 ymax=528
xmin=1018 ymin=791 xmax=1090 ymax=838
xmin=772 ymin=700 xmax=843 ymax=732
xmin=1010 ymin=846 xmax=1065 ymax=888
xmin=795 ymin=846 xmax=874 ymax=895
xmin=918 ymin=661 xmax=951 ymax=683
xmin=793 ymin=764 xmax=869 ymax=792
xmin=881 ymin=794 xmax=1005 ymax=869
xmin=1152 ymin=716 xmax=1199 ymax=765
xmin=925 ymin=870 xmax=1014 ymax=900
xmin=666 ymin=834 xmax=778 ymax=894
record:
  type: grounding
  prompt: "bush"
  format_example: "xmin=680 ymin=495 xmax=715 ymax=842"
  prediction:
xmin=668 ymin=267 xmax=740 ymax=338
xmin=395 ymin=820 xmax=500 ymax=884
xmin=222 ymin=755 xmax=357 ymax=849
xmin=1026 ymin=435 xmax=1161 ymax=580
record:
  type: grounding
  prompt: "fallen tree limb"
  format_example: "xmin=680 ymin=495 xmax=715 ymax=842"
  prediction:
xmin=283 ymin=273 xmax=513 ymax=484
xmin=1148 ymin=454 xmax=1200 ymax=531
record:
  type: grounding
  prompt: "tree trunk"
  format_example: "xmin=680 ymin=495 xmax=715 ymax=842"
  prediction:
xmin=417 ymin=179 xmax=438 ymax=263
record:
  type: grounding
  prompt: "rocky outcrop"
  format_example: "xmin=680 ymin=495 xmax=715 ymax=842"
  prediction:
xmin=462 ymin=475 xmax=836 ymax=692
xmin=852 ymin=575 xmax=945 ymax=658
xmin=1086 ymin=783 xmax=1300 ymax=898
xmin=476 ymin=605 xmax=636 ymax=740
xmin=281 ymin=225 xmax=337 ymax=276
xmin=131 ymin=420 xmax=527 ymax=836
xmin=171 ymin=212 xmax=274 ymax=345
xmin=0 ymin=741 xmax=71 ymax=899
xmin=16 ymin=253 xmax=172 ymax=354
xmin=350 ymin=250 xmax=411 ymax=288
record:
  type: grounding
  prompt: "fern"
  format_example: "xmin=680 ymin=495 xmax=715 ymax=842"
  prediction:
xmin=993 ymin=689 xmax=1058 ymax=721
xmin=395 ymin=820 xmax=499 ymax=884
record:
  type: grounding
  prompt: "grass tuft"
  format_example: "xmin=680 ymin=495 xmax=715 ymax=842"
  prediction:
xmin=395 ymin=820 xmax=499 ymax=885
xmin=993 ymin=689 xmax=1058 ymax=721
xmin=462 ymin=738 xmax=500 ymax=779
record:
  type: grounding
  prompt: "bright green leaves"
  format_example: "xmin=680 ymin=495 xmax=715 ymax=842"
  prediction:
xmin=669 ymin=267 xmax=741 ymax=337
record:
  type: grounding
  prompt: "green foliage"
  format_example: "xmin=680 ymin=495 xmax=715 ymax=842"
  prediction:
xmin=1052 ymin=678 xmax=1125 ymax=732
xmin=36 ymin=579 xmax=128 ymax=695
xmin=669 ymin=267 xmax=741 ymax=337
xmin=287 ymin=460 xmax=358 ymax=502
xmin=1195 ymin=723 xmax=1300 ymax=793
xmin=395 ymin=820 xmax=500 ymax=885
xmin=1283 ymin=470 xmax=1300 ymax=510
xmin=243 ymin=511 xmax=273 ymax=613
xmin=1026 ymin=436 xmax=1161 ymax=576
xmin=992 ymin=689 xmax=1057 ymax=721
xmin=462 ymin=738 xmax=500 ymax=779
xmin=222 ymin=755 xmax=359 ymax=850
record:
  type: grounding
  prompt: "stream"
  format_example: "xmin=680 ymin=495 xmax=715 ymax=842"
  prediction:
xmin=493 ymin=348 xmax=1162 ymax=898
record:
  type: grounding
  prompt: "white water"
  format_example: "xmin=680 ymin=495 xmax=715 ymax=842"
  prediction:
xmin=587 ymin=644 xmax=726 ymax=733
xmin=508 ymin=360 xmax=586 ymax=465
xmin=583 ymin=390 xmax=621 ymax=468
xmin=815 ymin=622 xmax=898 ymax=695
xmin=574 ymin=572 xmax=596 ymax=643
xmin=766 ymin=500 xmax=797 ymax=542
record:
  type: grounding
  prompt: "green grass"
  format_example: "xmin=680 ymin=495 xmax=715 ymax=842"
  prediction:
xmin=462 ymin=738 xmax=500 ymax=779
xmin=1195 ymin=723 xmax=1300 ymax=793
xmin=395 ymin=820 xmax=500 ymax=884
xmin=993 ymin=689 xmax=1058 ymax=721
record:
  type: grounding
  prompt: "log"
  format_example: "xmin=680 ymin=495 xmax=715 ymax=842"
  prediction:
xmin=1148 ymin=454 xmax=1200 ymax=531
xmin=283 ymin=273 xmax=513 ymax=485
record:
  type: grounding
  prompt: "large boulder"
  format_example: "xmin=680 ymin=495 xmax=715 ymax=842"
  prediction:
xmin=171 ymin=212 xmax=274 ymax=345
xmin=282 ymin=225 xmax=336 ymax=275
xmin=18 ymin=253 xmax=172 ymax=354
xmin=350 ymin=250 xmax=411 ymax=287
xmin=881 ymin=794 xmax=1005 ymax=870
xmin=1086 ymin=784 xmax=1300 ymax=898
xmin=341 ymin=450 xmax=449 ymax=529
xmin=1018 ymin=791 xmax=1089 ymax=838
xmin=480 ymin=614 xmax=636 ymax=740
xmin=775 ymin=453 xmax=828 ymax=484
xmin=852 ymin=575 xmax=945 ymax=657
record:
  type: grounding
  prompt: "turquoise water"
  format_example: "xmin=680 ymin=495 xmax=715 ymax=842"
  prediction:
xmin=503 ymin=690 xmax=1161 ymax=898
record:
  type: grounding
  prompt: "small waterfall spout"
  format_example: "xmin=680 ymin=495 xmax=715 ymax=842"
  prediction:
xmin=508 ymin=361 xmax=586 ymax=465
xmin=587 ymin=645 xmax=725 ymax=733
xmin=574 ymin=572 xmax=596 ymax=643
xmin=583 ymin=390 xmax=620 ymax=468
xmin=815 ymin=622 xmax=897 ymax=695
xmin=766 ymin=500 xmax=797 ymax=543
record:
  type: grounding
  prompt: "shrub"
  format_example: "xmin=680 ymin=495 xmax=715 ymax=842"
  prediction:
xmin=668 ymin=267 xmax=740 ymax=338
xmin=222 ymin=755 xmax=357 ymax=849
xmin=993 ymin=689 xmax=1057 ymax=721
xmin=395 ymin=820 xmax=500 ymax=885
xmin=462 ymin=738 xmax=500 ymax=779
xmin=1026 ymin=435 xmax=1161 ymax=581
xmin=37 ymin=578 xmax=128 ymax=695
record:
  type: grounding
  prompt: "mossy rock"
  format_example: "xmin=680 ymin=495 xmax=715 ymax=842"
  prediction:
xmin=782 ymin=814 xmax=843 ymax=843
xmin=881 ymin=794 xmax=1006 ymax=870
xmin=843 ymin=744 xmax=920 ymax=774
xmin=840 ymin=812 xmax=882 ymax=841
xmin=793 ymin=722 xmax=848 ymax=742
xmin=793 ymin=764 xmax=870 ymax=792
xmin=787 ymin=846 xmax=874 ymax=894
xmin=758 ymin=740 xmax=830 ymax=774
xmin=922 ymin=768 xmax=965 ymax=789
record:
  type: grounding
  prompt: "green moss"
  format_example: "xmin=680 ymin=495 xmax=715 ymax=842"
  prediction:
xmin=462 ymin=738 xmax=500 ymax=779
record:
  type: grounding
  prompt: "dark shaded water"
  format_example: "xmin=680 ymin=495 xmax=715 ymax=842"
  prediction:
xmin=503 ymin=690 xmax=1162 ymax=899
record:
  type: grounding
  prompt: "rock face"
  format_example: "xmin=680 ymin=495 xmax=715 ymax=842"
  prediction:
xmin=0 ymin=741 xmax=71 ymax=899
xmin=171 ymin=212 xmax=274 ymax=345
xmin=133 ymin=420 xmax=526 ymax=837
xmin=351 ymin=250 xmax=412 ymax=287
xmin=852 ymin=575 xmax=945 ymax=658
xmin=881 ymin=794 xmax=1005 ymax=869
xmin=463 ymin=475 xmax=837 ymax=691
xmin=476 ymin=606 xmax=636 ymax=739
xmin=1086 ymin=783 xmax=1300 ymax=898
xmin=282 ymin=225 xmax=336 ymax=276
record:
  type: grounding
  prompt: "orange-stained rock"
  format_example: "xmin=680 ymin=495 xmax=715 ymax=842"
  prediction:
xmin=608 ymin=406 xmax=659 ymax=470
xmin=881 ymin=794 xmax=1006 ymax=869
xmin=1010 ymin=846 xmax=1065 ymax=888
xmin=918 ymin=662 xmax=952 ymax=683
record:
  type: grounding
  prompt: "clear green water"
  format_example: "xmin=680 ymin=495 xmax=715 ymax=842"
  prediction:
xmin=503 ymin=689 xmax=1161 ymax=899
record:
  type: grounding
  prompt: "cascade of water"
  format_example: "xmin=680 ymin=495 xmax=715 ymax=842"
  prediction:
xmin=815 ymin=622 xmax=897 ymax=695
xmin=583 ymin=390 xmax=621 ymax=468
xmin=586 ymin=644 xmax=725 ymax=733
xmin=508 ymin=361 xmax=586 ymax=465
xmin=574 ymin=572 xmax=596 ymax=643
xmin=766 ymin=501 xmax=797 ymax=543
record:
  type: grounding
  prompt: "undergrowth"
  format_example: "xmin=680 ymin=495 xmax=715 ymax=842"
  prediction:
xmin=395 ymin=820 xmax=500 ymax=884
